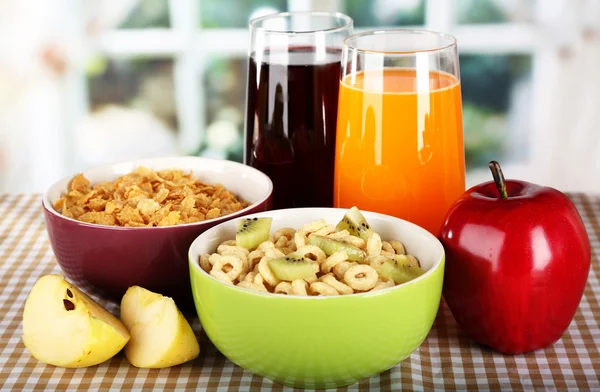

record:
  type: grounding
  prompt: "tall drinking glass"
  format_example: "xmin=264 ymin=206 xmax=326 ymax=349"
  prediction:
xmin=245 ymin=12 xmax=353 ymax=209
xmin=334 ymin=30 xmax=465 ymax=235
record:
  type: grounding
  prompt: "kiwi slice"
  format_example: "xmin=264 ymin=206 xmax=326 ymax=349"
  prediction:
xmin=236 ymin=217 xmax=272 ymax=250
xmin=336 ymin=206 xmax=374 ymax=240
xmin=307 ymin=234 xmax=365 ymax=262
xmin=268 ymin=255 xmax=315 ymax=281
xmin=377 ymin=259 xmax=425 ymax=284
xmin=392 ymin=254 xmax=420 ymax=268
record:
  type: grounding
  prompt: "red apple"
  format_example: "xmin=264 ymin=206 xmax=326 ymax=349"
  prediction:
xmin=438 ymin=161 xmax=591 ymax=354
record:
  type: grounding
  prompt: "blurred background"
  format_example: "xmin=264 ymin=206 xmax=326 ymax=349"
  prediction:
xmin=0 ymin=0 xmax=599 ymax=194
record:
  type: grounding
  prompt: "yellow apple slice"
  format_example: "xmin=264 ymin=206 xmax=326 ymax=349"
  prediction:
xmin=120 ymin=286 xmax=200 ymax=368
xmin=22 ymin=274 xmax=130 ymax=368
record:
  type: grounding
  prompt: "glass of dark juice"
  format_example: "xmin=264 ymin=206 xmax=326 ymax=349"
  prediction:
xmin=244 ymin=12 xmax=353 ymax=209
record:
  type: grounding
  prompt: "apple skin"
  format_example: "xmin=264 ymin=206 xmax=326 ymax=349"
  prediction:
xmin=439 ymin=180 xmax=591 ymax=354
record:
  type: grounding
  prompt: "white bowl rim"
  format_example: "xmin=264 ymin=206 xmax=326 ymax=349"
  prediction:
xmin=42 ymin=156 xmax=273 ymax=231
xmin=189 ymin=207 xmax=445 ymax=299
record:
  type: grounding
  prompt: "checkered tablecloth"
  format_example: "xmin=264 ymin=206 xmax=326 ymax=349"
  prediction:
xmin=1 ymin=193 xmax=599 ymax=391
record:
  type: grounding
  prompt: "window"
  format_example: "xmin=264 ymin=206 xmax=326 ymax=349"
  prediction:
xmin=460 ymin=54 xmax=532 ymax=168
xmin=64 ymin=0 xmax=549 ymax=188
xmin=454 ymin=0 xmax=534 ymax=24
xmin=87 ymin=57 xmax=177 ymax=131
xmin=200 ymin=56 xmax=247 ymax=162
xmin=119 ymin=0 xmax=171 ymax=28
xmin=344 ymin=0 xmax=425 ymax=27
xmin=199 ymin=0 xmax=287 ymax=28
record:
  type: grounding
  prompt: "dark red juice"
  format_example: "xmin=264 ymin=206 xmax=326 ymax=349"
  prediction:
xmin=244 ymin=47 xmax=342 ymax=209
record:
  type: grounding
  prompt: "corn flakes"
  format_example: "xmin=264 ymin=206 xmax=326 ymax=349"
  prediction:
xmin=53 ymin=167 xmax=250 ymax=227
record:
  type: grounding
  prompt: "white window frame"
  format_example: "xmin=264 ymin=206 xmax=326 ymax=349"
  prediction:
xmin=63 ymin=0 xmax=559 ymax=186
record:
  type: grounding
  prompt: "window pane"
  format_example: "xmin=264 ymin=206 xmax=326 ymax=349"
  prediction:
xmin=83 ymin=57 xmax=179 ymax=165
xmin=198 ymin=56 xmax=247 ymax=162
xmin=455 ymin=0 xmax=534 ymax=24
xmin=199 ymin=0 xmax=287 ymax=28
xmin=460 ymin=54 xmax=532 ymax=171
xmin=344 ymin=0 xmax=425 ymax=27
xmin=118 ymin=0 xmax=171 ymax=28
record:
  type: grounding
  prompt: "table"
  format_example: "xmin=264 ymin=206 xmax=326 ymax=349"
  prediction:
xmin=1 ymin=193 xmax=598 ymax=391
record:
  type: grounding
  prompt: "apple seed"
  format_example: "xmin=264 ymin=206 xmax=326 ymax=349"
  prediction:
xmin=66 ymin=289 xmax=73 ymax=298
xmin=63 ymin=299 xmax=75 ymax=311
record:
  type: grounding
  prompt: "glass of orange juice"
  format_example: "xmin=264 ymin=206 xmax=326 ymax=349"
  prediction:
xmin=334 ymin=30 xmax=465 ymax=235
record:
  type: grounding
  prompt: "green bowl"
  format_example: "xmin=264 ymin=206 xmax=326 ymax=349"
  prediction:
xmin=188 ymin=208 xmax=445 ymax=389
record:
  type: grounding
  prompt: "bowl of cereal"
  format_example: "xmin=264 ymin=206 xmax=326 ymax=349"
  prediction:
xmin=188 ymin=207 xmax=445 ymax=388
xmin=42 ymin=156 xmax=272 ymax=308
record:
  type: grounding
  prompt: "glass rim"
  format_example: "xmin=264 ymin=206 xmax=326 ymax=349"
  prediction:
xmin=249 ymin=11 xmax=353 ymax=35
xmin=344 ymin=28 xmax=457 ymax=55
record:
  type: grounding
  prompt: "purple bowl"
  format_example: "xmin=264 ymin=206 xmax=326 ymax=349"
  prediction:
xmin=42 ymin=156 xmax=272 ymax=310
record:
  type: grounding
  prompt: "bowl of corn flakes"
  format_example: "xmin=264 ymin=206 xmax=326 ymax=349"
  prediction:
xmin=42 ymin=156 xmax=272 ymax=308
xmin=188 ymin=207 xmax=445 ymax=388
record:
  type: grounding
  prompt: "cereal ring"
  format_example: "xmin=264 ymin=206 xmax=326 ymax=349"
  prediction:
xmin=218 ymin=244 xmax=249 ymax=257
xmin=309 ymin=282 xmax=339 ymax=296
xmin=326 ymin=230 xmax=350 ymax=240
xmin=237 ymin=281 xmax=262 ymax=291
xmin=340 ymin=235 xmax=366 ymax=249
xmin=257 ymin=240 xmax=275 ymax=251
xmin=332 ymin=261 xmax=355 ymax=281
xmin=366 ymin=233 xmax=382 ymax=256
xmin=253 ymin=273 xmax=269 ymax=292
xmin=210 ymin=269 xmax=233 ymax=285
xmin=274 ymin=281 xmax=292 ymax=294
xmin=313 ymin=225 xmax=335 ymax=236
xmin=220 ymin=239 xmax=237 ymax=247
xmin=372 ymin=278 xmax=395 ymax=291
xmin=208 ymin=253 xmax=222 ymax=266
xmin=381 ymin=241 xmax=395 ymax=254
xmin=367 ymin=255 xmax=388 ymax=270
xmin=212 ymin=255 xmax=244 ymax=281
xmin=320 ymin=273 xmax=353 ymax=295
xmin=312 ymin=262 xmax=320 ymax=274
xmin=389 ymin=240 xmax=406 ymax=255
xmin=247 ymin=250 xmax=265 ymax=269
xmin=274 ymin=236 xmax=288 ymax=248
xmin=258 ymin=257 xmax=280 ymax=286
xmin=264 ymin=247 xmax=285 ymax=260
xmin=344 ymin=264 xmax=378 ymax=291
xmin=299 ymin=219 xmax=328 ymax=233
xmin=199 ymin=254 xmax=211 ymax=272
xmin=219 ymin=249 xmax=249 ymax=270
xmin=407 ymin=254 xmax=421 ymax=268
xmin=380 ymin=250 xmax=396 ymax=259
xmin=296 ymin=245 xmax=327 ymax=263
xmin=224 ymin=253 xmax=249 ymax=272
xmin=321 ymin=251 xmax=348 ymax=274
xmin=288 ymin=241 xmax=297 ymax=252
xmin=294 ymin=230 xmax=308 ymax=248
xmin=280 ymin=247 xmax=294 ymax=255
xmin=290 ymin=279 xmax=308 ymax=296
xmin=238 ymin=271 xmax=247 ymax=282
xmin=243 ymin=271 xmax=257 ymax=283
xmin=273 ymin=227 xmax=295 ymax=240
xmin=304 ymin=275 xmax=318 ymax=284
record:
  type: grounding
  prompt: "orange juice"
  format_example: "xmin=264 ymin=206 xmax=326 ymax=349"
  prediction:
xmin=333 ymin=68 xmax=465 ymax=234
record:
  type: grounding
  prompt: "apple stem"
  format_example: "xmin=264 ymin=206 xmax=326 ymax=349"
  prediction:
xmin=488 ymin=161 xmax=508 ymax=200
